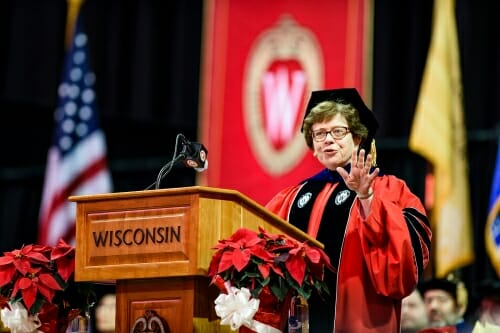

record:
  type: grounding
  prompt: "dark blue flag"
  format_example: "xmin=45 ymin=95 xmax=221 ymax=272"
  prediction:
xmin=486 ymin=137 xmax=500 ymax=277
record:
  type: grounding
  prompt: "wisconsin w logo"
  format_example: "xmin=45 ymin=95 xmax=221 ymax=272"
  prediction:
xmin=243 ymin=15 xmax=324 ymax=175
xmin=262 ymin=63 xmax=305 ymax=146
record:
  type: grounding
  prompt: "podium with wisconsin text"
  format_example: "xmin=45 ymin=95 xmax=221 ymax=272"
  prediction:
xmin=70 ymin=186 xmax=321 ymax=333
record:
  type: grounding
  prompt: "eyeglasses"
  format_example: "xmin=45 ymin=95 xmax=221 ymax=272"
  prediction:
xmin=311 ymin=126 xmax=350 ymax=142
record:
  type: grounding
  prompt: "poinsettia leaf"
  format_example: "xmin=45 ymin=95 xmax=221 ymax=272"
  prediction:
xmin=213 ymin=238 xmax=236 ymax=250
xmin=207 ymin=250 xmax=223 ymax=277
xmin=223 ymin=241 xmax=242 ymax=252
xmin=210 ymin=274 xmax=227 ymax=292
xmin=258 ymin=227 xmax=283 ymax=241
xmin=267 ymin=237 xmax=296 ymax=253
xmin=288 ymin=243 xmax=304 ymax=255
xmin=8 ymin=248 xmax=22 ymax=257
xmin=0 ymin=254 xmax=14 ymax=265
xmin=17 ymin=276 xmax=33 ymax=290
xmin=20 ymin=244 xmax=33 ymax=253
xmin=257 ymin=262 xmax=270 ymax=279
xmin=0 ymin=264 xmax=16 ymax=287
xmin=285 ymin=254 xmax=306 ymax=286
xmin=245 ymin=237 xmax=265 ymax=248
xmin=229 ymin=228 xmax=259 ymax=244
xmin=12 ymin=258 xmax=32 ymax=275
xmin=55 ymin=256 xmax=75 ymax=282
xmin=39 ymin=273 xmax=64 ymax=291
xmin=259 ymin=276 xmax=271 ymax=288
xmin=25 ymin=251 xmax=50 ymax=263
xmin=268 ymin=280 xmax=288 ymax=302
xmin=10 ymin=279 xmax=23 ymax=299
xmin=50 ymin=239 xmax=74 ymax=260
xmin=269 ymin=264 xmax=285 ymax=278
xmin=249 ymin=245 xmax=274 ymax=261
xmin=19 ymin=244 xmax=49 ymax=264
xmin=31 ymin=244 xmax=51 ymax=253
xmin=304 ymin=246 xmax=321 ymax=263
xmin=218 ymin=251 xmax=236 ymax=273
xmin=233 ymin=248 xmax=251 ymax=271
xmin=295 ymin=285 xmax=311 ymax=300
xmin=243 ymin=270 xmax=261 ymax=279
xmin=37 ymin=281 xmax=57 ymax=303
xmin=317 ymin=280 xmax=331 ymax=295
xmin=20 ymin=284 xmax=37 ymax=312
xmin=307 ymin=260 xmax=324 ymax=280
xmin=0 ymin=295 xmax=10 ymax=310
xmin=320 ymin=250 xmax=335 ymax=272
xmin=311 ymin=248 xmax=334 ymax=273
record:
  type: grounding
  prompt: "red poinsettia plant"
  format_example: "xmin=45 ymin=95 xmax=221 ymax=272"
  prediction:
xmin=0 ymin=239 xmax=94 ymax=333
xmin=208 ymin=227 xmax=335 ymax=331
xmin=208 ymin=227 xmax=335 ymax=302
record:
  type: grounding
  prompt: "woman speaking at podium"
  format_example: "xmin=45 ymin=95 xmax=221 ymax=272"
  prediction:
xmin=266 ymin=88 xmax=431 ymax=333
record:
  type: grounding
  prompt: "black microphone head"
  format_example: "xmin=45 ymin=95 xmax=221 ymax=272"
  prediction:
xmin=148 ymin=133 xmax=207 ymax=190
xmin=182 ymin=142 xmax=208 ymax=171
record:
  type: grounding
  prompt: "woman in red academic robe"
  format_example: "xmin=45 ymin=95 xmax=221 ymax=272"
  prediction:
xmin=266 ymin=88 xmax=432 ymax=333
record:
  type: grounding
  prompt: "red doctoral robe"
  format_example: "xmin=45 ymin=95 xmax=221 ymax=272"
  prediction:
xmin=265 ymin=168 xmax=431 ymax=333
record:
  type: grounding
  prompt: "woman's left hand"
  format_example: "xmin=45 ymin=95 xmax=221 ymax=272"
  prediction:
xmin=336 ymin=148 xmax=379 ymax=197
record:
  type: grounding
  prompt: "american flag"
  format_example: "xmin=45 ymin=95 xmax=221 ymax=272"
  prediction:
xmin=38 ymin=17 xmax=112 ymax=246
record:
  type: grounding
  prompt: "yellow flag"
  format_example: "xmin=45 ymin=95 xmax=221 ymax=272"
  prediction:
xmin=409 ymin=0 xmax=474 ymax=277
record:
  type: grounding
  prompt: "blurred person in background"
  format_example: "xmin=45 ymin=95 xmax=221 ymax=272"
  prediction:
xmin=418 ymin=275 xmax=473 ymax=333
xmin=471 ymin=279 xmax=500 ymax=333
xmin=89 ymin=284 xmax=116 ymax=333
xmin=402 ymin=287 xmax=429 ymax=333
xmin=94 ymin=293 xmax=116 ymax=333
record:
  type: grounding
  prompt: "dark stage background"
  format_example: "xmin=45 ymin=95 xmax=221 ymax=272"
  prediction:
xmin=1 ymin=0 xmax=499 ymax=312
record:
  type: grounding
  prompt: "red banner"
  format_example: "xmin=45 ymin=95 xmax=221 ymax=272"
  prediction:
xmin=199 ymin=0 xmax=372 ymax=205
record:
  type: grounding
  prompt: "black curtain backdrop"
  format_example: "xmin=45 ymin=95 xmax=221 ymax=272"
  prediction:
xmin=1 ymin=0 xmax=499 ymax=313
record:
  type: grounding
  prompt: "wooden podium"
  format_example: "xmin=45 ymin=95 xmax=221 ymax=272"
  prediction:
xmin=70 ymin=186 xmax=321 ymax=333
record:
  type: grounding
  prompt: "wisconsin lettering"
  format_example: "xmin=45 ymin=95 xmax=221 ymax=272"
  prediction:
xmin=92 ymin=225 xmax=181 ymax=247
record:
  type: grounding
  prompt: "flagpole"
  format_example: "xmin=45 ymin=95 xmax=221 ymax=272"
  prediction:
xmin=65 ymin=0 xmax=84 ymax=49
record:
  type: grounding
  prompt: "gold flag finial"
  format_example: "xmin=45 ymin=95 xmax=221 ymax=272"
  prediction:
xmin=65 ymin=0 xmax=84 ymax=49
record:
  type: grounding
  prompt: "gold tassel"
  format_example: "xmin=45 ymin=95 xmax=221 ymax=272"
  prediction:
xmin=370 ymin=139 xmax=377 ymax=167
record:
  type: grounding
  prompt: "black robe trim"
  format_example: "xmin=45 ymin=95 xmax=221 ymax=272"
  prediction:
xmin=288 ymin=169 xmax=357 ymax=332
xmin=403 ymin=208 xmax=431 ymax=279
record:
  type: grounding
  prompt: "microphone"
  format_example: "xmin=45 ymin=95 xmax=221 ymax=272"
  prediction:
xmin=144 ymin=133 xmax=208 ymax=190
xmin=179 ymin=135 xmax=208 ymax=172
